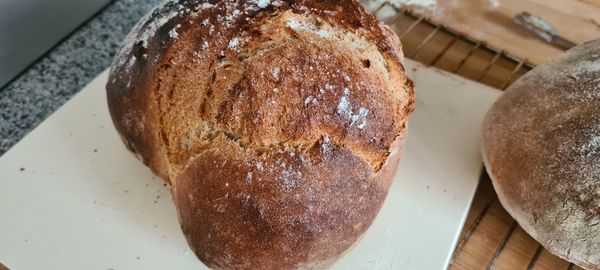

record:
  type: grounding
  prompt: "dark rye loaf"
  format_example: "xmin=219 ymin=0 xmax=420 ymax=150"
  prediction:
xmin=106 ymin=0 xmax=415 ymax=269
xmin=483 ymin=39 xmax=600 ymax=269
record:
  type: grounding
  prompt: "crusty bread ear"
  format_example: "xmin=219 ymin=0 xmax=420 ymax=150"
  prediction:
xmin=107 ymin=0 xmax=414 ymax=269
xmin=482 ymin=39 xmax=600 ymax=270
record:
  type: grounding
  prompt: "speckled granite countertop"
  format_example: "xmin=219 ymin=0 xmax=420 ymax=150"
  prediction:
xmin=0 ymin=0 xmax=164 ymax=156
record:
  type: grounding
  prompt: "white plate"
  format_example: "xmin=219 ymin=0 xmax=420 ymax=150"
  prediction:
xmin=0 ymin=60 xmax=500 ymax=270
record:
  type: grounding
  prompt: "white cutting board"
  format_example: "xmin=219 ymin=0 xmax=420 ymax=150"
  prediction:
xmin=0 ymin=60 xmax=500 ymax=270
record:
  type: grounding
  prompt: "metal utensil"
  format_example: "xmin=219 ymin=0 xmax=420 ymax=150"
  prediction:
xmin=514 ymin=11 xmax=576 ymax=50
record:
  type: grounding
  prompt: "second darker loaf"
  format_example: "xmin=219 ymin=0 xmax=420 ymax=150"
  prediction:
xmin=483 ymin=39 xmax=600 ymax=269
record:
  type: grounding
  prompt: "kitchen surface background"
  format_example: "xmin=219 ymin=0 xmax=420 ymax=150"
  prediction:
xmin=0 ymin=0 xmax=163 ymax=156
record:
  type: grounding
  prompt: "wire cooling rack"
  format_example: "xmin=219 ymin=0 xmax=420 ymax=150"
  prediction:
xmin=361 ymin=1 xmax=581 ymax=269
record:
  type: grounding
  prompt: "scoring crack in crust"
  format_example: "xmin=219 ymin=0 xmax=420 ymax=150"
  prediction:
xmin=167 ymin=52 xmax=410 ymax=182
xmin=106 ymin=1 xmax=414 ymax=184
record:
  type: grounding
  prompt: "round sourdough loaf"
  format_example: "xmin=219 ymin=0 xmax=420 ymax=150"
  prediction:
xmin=482 ymin=39 xmax=600 ymax=269
xmin=107 ymin=0 xmax=414 ymax=269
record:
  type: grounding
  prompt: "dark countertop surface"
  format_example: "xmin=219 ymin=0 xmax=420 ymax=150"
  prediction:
xmin=0 ymin=0 xmax=163 ymax=156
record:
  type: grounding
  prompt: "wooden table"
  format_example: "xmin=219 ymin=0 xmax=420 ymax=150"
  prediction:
xmin=394 ymin=0 xmax=600 ymax=65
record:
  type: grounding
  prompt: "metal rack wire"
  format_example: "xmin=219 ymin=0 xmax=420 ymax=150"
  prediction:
xmin=364 ymin=1 xmax=534 ymax=90
xmin=360 ymin=1 xmax=576 ymax=269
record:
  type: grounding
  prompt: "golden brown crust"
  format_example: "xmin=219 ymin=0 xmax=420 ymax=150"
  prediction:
xmin=107 ymin=0 xmax=414 ymax=268
xmin=174 ymin=132 xmax=405 ymax=269
xmin=482 ymin=39 xmax=600 ymax=269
